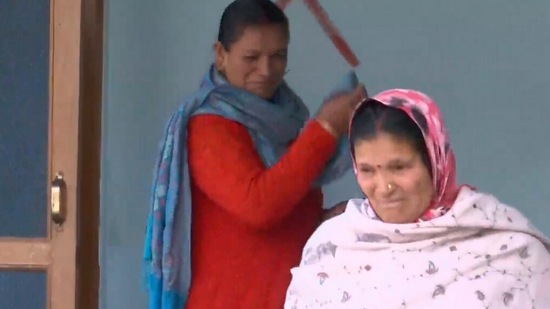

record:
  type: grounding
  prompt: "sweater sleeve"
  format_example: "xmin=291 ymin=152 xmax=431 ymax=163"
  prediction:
xmin=187 ymin=114 xmax=337 ymax=230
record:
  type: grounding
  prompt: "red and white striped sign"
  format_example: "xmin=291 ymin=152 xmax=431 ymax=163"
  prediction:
xmin=276 ymin=0 xmax=360 ymax=67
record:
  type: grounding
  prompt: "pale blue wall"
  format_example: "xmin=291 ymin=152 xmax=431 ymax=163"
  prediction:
xmin=101 ymin=1 xmax=550 ymax=307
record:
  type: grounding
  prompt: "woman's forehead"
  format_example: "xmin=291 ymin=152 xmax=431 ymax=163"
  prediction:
xmin=354 ymin=134 xmax=418 ymax=164
xmin=230 ymin=24 xmax=289 ymax=51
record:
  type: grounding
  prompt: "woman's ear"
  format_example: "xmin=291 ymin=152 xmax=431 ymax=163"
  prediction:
xmin=214 ymin=42 xmax=227 ymax=72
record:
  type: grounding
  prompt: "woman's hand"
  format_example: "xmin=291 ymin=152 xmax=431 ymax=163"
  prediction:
xmin=315 ymin=85 xmax=367 ymax=138
xmin=322 ymin=200 xmax=348 ymax=222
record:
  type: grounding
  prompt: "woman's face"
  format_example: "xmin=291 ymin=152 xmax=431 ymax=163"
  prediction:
xmin=214 ymin=24 xmax=289 ymax=99
xmin=354 ymin=132 xmax=434 ymax=224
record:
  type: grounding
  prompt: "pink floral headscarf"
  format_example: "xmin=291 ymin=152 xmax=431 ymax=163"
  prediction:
xmin=351 ymin=89 xmax=470 ymax=221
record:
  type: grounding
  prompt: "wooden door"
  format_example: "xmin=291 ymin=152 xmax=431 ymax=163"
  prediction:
xmin=0 ymin=0 xmax=102 ymax=308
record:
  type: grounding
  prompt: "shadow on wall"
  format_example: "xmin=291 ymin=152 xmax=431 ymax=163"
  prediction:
xmin=100 ymin=1 xmax=550 ymax=308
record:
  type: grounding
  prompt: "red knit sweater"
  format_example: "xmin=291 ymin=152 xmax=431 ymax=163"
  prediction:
xmin=185 ymin=115 xmax=337 ymax=309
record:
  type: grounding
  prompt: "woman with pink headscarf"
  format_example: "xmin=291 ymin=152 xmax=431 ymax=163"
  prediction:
xmin=284 ymin=89 xmax=550 ymax=308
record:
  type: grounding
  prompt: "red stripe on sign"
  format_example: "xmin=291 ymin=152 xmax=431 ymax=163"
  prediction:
xmin=303 ymin=0 xmax=360 ymax=67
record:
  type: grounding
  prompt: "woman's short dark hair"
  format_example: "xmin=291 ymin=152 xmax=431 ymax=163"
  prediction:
xmin=217 ymin=0 xmax=289 ymax=50
xmin=350 ymin=100 xmax=432 ymax=173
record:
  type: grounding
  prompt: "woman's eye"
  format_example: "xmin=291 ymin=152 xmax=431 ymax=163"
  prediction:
xmin=391 ymin=165 xmax=406 ymax=171
xmin=244 ymin=55 xmax=258 ymax=61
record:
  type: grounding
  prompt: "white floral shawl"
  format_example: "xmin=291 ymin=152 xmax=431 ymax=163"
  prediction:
xmin=285 ymin=187 xmax=550 ymax=309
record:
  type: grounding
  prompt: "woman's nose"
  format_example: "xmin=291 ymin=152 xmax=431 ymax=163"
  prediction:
xmin=375 ymin=172 xmax=394 ymax=195
xmin=257 ymin=57 xmax=272 ymax=77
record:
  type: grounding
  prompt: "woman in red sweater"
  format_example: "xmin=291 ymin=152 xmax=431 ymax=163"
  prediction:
xmin=143 ymin=1 xmax=366 ymax=308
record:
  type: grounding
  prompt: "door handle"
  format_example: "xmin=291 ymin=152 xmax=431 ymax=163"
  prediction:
xmin=51 ymin=172 xmax=67 ymax=226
